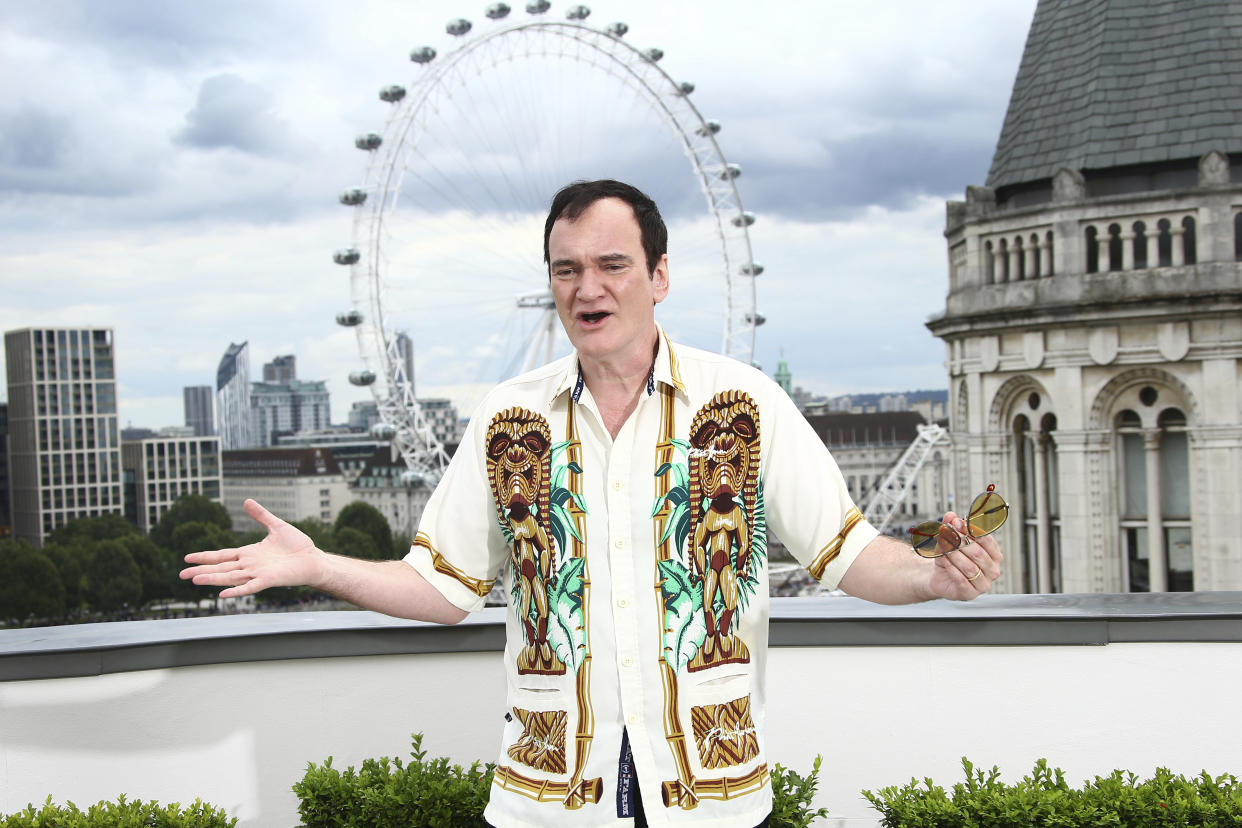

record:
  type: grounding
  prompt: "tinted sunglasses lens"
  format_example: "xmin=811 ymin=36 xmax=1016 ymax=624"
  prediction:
xmin=910 ymin=521 xmax=956 ymax=557
xmin=967 ymin=490 xmax=1009 ymax=538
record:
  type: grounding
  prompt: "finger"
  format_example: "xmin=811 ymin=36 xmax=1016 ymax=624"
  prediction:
xmin=244 ymin=499 xmax=284 ymax=532
xmin=182 ymin=547 xmax=240 ymax=565
xmin=191 ymin=569 xmax=253 ymax=587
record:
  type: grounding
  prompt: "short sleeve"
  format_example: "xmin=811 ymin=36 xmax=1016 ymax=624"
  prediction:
xmin=761 ymin=390 xmax=879 ymax=590
xmin=402 ymin=403 xmax=510 ymax=613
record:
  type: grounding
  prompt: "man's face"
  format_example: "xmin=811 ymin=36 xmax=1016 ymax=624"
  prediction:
xmin=547 ymin=197 xmax=669 ymax=365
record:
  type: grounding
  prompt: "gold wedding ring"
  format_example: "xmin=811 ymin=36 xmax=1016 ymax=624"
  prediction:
xmin=966 ymin=568 xmax=983 ymax=582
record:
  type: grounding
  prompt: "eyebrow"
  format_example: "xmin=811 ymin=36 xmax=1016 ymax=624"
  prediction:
xmin=549 ymin=252 xmax=634 ymax=270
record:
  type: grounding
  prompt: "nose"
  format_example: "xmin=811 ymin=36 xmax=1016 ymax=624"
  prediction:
xmin=575 ymin=265 xmax=606 ymax=301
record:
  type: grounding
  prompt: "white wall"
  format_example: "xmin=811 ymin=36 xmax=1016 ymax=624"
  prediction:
xmin=2 ymin=641 xmax=1238 ymax=827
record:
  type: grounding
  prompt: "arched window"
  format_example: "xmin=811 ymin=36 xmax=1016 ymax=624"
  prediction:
xmin=1030 ymin=233 xmax=1041 ymax=278
xmin=1045 ymin=230 xmax=1055 ymax=276
xmin=1014 ymin=236 xmax=1025 ymax=280
xmin=1116 ymin=392 xmax=1193 ymax=592
xmin=1013 ymin=393 xmax=1060 ymax=592
xmin=1234 ymin=213 xmax=1242 ymax=261
xmin=1181 ymin=216 xmax=1197 ymax=265
xmin=1108 ymin=223 xmax=1123 ymax=271
xmin=1085 ymin=226 xmax=1099 ymax=273
xmin=999 ymin=238 xmax=1010 ymax=282
xmin=1132 ymin=221 xmax=1148 ymax=269
xmin=1157 ymin=218 xmax=1173 ymax=267
xmin=984 ymin=240 xmax=995 ymax=284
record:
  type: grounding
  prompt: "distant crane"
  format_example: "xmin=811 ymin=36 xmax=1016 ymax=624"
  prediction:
xmin=861 ymin=423 xmax=951 ymax=534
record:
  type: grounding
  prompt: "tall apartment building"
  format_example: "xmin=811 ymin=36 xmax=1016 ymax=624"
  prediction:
xmin=4 ymin=328 xmax=123 ymax=545
xmin=250 ymin=379 xmax=331 ymax=447
xmin=216 ymin=342 xmax=253 ymax=450
xmin=417 ymin=398 xmax=460 ymax=447
xmin=183 ymin=385 xmax=214 ymax=437
xmin=395 ymin=331 xmax=415 ymax=387
xmin=262 ymin=354 xmax=296 ymax=383
xmin=121 ymin=434 xmax=223 ymax=533
xmin=0 ymin=402 xmax=10 ymax=537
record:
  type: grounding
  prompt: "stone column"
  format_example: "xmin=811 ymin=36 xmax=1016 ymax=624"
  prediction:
xmin=1144 ymin=429 xmax=1167 ymax=591
xmin=1171 ymin=227 xmax=1185 ymax=267
xmin=1034 ymin=432 xmax=1052 ymax=591
xmin=991 ymin=247 xmax=1004 ymax=283
xmin=1105 ymin=229 xmax=1118 ymax=271
xmin=1121 ymin=231 xmax=1135 ymax=270
xmin=1039 ymin=236 xmax=1051 ymax=276
xmin=1146 ymin=231 xmax=1159 ymax=270
xmin=1024 ymin=243 xmax=1036 ymax=280
xmin=1008 ymin=243 xmax=1020 ymax=282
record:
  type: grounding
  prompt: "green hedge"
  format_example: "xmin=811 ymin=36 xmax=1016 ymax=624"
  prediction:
xmin=864 ymin=758 xmax=1242 ymax=827
xmin=0 ymin=795 xmax=235 ymax=827
xmin=294 ymin=733 xmax=831 ymax=827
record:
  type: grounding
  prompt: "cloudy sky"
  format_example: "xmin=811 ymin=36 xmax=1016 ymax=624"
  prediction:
xmin=1 ymin=0 xmax=1038 ymax=428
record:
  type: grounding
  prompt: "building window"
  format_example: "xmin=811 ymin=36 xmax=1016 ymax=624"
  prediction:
xmin=1014 ymin=405 xmax=1061 ymax=593
xmin=1181 ymin=216 xmax=1196 ymax=265
xmin=1132 ymin=221 xmax=1148 ymax=269
xmin=1117 ymin=399 xmax=1192 ymax=592
xmin=1085 ymin=226 xmax=1099 ymax=273
xmin=1234 ymin=213 xmax=1242 ymax=261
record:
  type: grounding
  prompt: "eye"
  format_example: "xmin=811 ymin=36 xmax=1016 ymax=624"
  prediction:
xmin=488 ymin=435 xmax=511 ymax=458
xmin=731 ymin=414 xmax=757 ymax=441
xmin=521 ymin=432 xmax=549 ymax=454
xmin=691 ymin=421 xmax=718 ymax=448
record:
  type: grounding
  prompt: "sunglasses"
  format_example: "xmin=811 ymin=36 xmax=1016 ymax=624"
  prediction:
xmin=908 ymin=484 xmax=1009 ymax=558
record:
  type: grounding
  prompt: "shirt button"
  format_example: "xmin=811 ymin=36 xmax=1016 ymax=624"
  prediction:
xmin=613 ymin=480 xmax=624 ymax=491
xmin=615 ymin=539 xmax=625 ymax=549
xmin=628 ymin=713 xmax=640 ymax=725
xmin=616 ymin=597 xmax=629 ymax=608
xmin=623 ymin=657 xmax=634 ymax=667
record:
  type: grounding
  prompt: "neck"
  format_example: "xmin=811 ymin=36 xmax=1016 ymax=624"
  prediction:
xmin=578 ymin=326 xmax=660 ymax=398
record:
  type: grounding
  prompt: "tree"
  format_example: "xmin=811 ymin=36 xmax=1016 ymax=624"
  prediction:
xmin=333 ymin=526 xmax=381 ymax=561
xmin=334 ymin=501 xmax=395 ymax=559
xmin=0 ymin=539 xmax=66 ymax=623
xmin=150 ymin=494 xmax=232 ymax=549
xmin=86 ymin=540 xmax=142 ymax=614
xmin=42 ymin=541 xmax=89 ymax=612
xmin=168 ymin=521 xmax=237 ymax=601
xmin=123 ymin=535 xmax=177 ymax=604
xmin=48 ymin=513 xmax=138 ymax=546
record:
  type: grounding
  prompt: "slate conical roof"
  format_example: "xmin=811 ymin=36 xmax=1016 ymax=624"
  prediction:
xmin=986 ymin=0 xmax=1242 ymax=190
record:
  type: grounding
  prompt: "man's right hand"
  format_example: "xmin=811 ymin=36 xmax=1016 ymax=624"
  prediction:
xmin=180 ymin=499 xmax=324 ymax=598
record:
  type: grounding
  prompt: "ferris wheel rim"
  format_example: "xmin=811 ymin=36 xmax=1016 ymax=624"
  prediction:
xmin=341 ymin=10 xmax=761 ymax=485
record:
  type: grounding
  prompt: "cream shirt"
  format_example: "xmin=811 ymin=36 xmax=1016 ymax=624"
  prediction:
xmin=405 ymin=330 xmax=878 ymax=827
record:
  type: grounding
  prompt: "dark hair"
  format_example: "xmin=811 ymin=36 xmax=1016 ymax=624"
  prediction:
xmin=543 ymin=179 xmax=668 ymax=275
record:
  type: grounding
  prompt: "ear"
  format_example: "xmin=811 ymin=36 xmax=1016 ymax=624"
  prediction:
xmin=651 ymin=253 xmax=670 ymax=304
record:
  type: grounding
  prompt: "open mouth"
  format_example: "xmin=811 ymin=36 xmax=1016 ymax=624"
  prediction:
xmin=580 ymin=311 xmax=609 ymax=325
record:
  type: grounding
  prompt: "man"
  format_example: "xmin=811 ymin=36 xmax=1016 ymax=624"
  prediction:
xmin=183 ymin=180 xmax=1002 ymax=827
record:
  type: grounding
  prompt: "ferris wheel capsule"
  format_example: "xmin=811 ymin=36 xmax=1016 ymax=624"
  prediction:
xmin=719 ymin=163 xmax=742 ymax=180
xmin=732 ymin=211 xmax=756 ymax=227
xmin=642 ymin=47 xmax=664 ymax=62
xmin=370 ymin=422 xmax=397 ymax=440
xmin=745 ymin=312 xmax=766 ymax=327
xmin=740 ymin=261 xmax=764 ymax=276
xmin=410 ymin=46 xmax=437 ymax=64
xmin=696 ymin=119 xmax=721 ymax=136
xmin=379 ymin=84 xmax=407 ymax=102
xmin=526 ymin=0 xmax=550 ymax=12
xmin=349 ymin=370 xmax=377 ymax=386
xmin=605 ymin=21 xmax=628 ymax=37
xmin=355 ymin=133 xmax=383 ymax=151
xmin=400 ymin=469 xmax=426 ymax=486
xmin=446 ymin=18 xmax=472 ymax=36
xmin=339 ymin=188 xmax=367 ymax=206
xmin=333 ymin=247 xmax=361 ymax=265
xmin=566 ymin=4 xmax=590 ymax=20
xmin=486 ymin=2 xmax=512 ymax=19
xmin=676 ymin=81 xmax=695 ymax=95
xmin=336 ymin=309 xmax=364 ymax=326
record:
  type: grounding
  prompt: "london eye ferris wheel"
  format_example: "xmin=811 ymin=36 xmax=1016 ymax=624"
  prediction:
xmin=334 ymin=1 xmax=764 ymax=486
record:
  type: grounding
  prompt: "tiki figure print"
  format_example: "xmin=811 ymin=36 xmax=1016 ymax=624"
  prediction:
xmin=686 ymin=391 xmax=761 ymax=671
xmin=486 ymin=407 xmax=565 ymax=675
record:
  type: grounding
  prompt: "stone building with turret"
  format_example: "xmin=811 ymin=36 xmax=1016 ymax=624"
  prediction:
xmin=932 ymin=0 xmax=1242 ymax=594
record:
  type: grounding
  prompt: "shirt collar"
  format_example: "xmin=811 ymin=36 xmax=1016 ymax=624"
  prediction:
xmin=548 ymin=323 xmax=687 ymax=406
